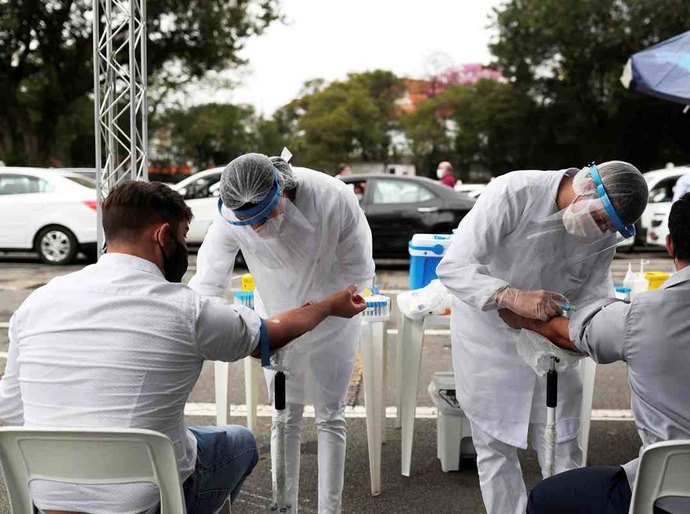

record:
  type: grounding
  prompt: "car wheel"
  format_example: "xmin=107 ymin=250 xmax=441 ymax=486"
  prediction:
xmin=36 ymin=226 xmax=78 ymax=265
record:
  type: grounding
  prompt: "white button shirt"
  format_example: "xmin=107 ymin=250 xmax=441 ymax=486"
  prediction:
xmin=0 ymin=253 xmax=261 ymax=514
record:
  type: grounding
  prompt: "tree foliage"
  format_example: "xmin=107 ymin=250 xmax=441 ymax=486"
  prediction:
xmin=0 ymin=0 xmax=280 ymax=165
xmin=275 ymin=70 xmax=404 ymax=172
xmin=490 ymin=0 xmax=690 ymax=170
xmin=159 ymin=102 xmax=286 ymax=170
xmin=401 ymin=80 xmax=539 ymax=178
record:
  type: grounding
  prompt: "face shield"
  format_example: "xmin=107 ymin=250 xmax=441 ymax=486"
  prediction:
xmin=217 ymin=166 xmax=315 ymax=269
xmin=521 ymin=162 xmax=648 ymax=265
xmin=217 ymin=167 xmax=283 ymax=228
xmin=565 ymin=163 xmax=636 ymax=240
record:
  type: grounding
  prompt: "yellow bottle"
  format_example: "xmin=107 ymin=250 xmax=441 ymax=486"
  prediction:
xmin=644 ymin=271 xmax=671 ymax=291
xmin=241 ymin=274 xmax=255 ymax=292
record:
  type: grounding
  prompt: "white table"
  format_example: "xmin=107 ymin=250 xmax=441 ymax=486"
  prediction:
xmin=395 ymin=313 xmax=450 ymax=476
xmin=214 ymin=318 xmax=389 ymax=496
xmin=360 ymin=318 xmax=389 ymax=496
xmin=214 ymin=357 xmax=261 ymax=431
xmin=395 ymin=310 xmax=597 ymax=476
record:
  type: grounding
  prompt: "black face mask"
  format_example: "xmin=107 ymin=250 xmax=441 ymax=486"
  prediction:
xmin=159 ymin=236 xmax=188 ymax=283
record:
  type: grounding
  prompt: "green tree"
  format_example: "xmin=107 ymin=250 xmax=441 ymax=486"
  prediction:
xmin=164 ymin=103 xmax=255 ymax=169
xmin=0 ymin=0 xmax=280 ymax=165
xmin=490 ymin=0 xmax=690 ymax=170
xmin=401 ymin=80 xmax=539 ymax=178
xmin=253 ymin=117 xmax=289 ymax=157
xmin=159 ymin=102 xmax=288 ymax=169
xmin=399 ymin=92 xmax=452 ymax=177
xmin=276 ymin=70 xmax=403 ymax=172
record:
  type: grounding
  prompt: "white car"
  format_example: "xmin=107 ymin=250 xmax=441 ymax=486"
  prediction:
xmin=0 ymin=168 xmax=97 ymax=264
xmin=641 ymin=166 xmax=690 ymax=247
xmin=172 ymin=168 xmax=223 ymax=244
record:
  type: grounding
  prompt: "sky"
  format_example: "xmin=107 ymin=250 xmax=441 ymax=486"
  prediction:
xmin=202 ymin=0 xmax=502 ymax=115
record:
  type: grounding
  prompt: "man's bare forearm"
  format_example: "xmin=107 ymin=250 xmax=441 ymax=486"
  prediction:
xmin=251 ymin=301 xmax=332 ymax=358
xmin=523 ymin=317 xmax=579 ymax=352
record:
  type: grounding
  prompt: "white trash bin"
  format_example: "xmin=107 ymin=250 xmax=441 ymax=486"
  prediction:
xmin=427 ymin=371 xmax=475 ymax=472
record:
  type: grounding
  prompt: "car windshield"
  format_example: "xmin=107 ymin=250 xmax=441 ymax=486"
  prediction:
xmin=64 ymin=174 xmax=96 ymax=189
xmin=648 ymin=176 xmax=678 ymax=203
xmin=180 ymin=173 xmax=221 ymax=199
xmin=372 ymin=180 xmax=435 ymax=204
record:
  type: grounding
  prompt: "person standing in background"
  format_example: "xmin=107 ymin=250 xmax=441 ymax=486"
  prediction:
xmin=437 ymin=161 xmax=457 ymax=188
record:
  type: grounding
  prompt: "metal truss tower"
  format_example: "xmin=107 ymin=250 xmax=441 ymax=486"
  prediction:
xmin=92 ymin=0 xmax=148 ymax=254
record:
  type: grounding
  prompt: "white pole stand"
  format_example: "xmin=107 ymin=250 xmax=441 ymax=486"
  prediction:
xmin=544 ymin=357 xmax=558 ymax=478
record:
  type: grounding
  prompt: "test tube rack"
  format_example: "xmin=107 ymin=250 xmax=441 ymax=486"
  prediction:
xmin=234 ymin=291 xmax=255 ymax=311
xmin=363 ymin=295 xmax=391 ymax=321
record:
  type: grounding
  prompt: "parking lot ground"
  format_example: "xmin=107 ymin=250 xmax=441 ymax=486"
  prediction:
xmin=0 ymin=250 xmax=673 ymax=513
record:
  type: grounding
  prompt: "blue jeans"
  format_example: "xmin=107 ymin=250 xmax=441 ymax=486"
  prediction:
xmin=182 ymin=425 xmax=259 ymax=513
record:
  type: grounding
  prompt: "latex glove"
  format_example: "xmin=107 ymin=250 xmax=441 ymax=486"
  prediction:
xmin=494 ymin=287 xmax=566 ymax=322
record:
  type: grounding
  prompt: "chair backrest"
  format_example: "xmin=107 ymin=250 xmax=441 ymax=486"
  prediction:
xmin=629 ymin=439 xmax=690 ymax=514
xmin=0 ymin=427 xmax=186 ymax=514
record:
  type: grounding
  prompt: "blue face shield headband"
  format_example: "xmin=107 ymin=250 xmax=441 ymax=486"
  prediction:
xmin=217 ymin=168 xmax=283 ymax=226
xmin=588 ymin=163 xmax=636 ymax=239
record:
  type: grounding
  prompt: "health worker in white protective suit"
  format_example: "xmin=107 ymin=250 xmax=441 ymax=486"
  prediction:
xmin=436 ymin=161 xmax=649 ymax=514
xmin=189 ymin=152 xmax=375 ymax=513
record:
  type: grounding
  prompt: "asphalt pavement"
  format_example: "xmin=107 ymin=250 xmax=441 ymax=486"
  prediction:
xmin=0 ymin=248 xmax=674 ymax=513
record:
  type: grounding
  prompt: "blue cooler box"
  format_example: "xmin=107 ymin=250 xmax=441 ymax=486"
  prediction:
xmin=409 ymin=234 xmax=453 ymax=290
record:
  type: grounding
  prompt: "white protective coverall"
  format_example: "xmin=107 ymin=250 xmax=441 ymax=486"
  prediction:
xmin=189 ymin=167 xmax=374 ymax=513
xmin=436 ymin=168 xmax=615 ymax=514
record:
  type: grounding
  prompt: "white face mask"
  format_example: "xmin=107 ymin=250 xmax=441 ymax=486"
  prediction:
xmin=562 ymin=203 xmax=606 ymax=239
xmin=436 ymin=169 xmax=445 ymax=179
xmin=254 ymin=212 xmax=286 ymax=240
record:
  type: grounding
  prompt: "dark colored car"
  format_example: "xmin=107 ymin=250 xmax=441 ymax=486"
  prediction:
xmin=339 ymin=174 xmax=475 ymax=258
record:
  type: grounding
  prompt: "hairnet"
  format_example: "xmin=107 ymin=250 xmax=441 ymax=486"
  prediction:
xmin=573 ymin=161 xmax=648 ymax=226
xmin=220 ymin=153 xmax=298 ymax=210
xmin=598 ymin=161 xmax=648 ymax=226
xmin=269 ymin=156 xmax=297 ymax=190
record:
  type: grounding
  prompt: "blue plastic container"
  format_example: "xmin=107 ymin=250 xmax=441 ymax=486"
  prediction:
xmin=408 ymin=234 xmax=453 ymax=290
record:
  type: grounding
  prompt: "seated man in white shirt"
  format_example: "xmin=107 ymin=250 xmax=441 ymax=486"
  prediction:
xmin=498 ymin=193 xmax=690 ymax=514
xmin=0 ymin=180 xmax=366 ymax=514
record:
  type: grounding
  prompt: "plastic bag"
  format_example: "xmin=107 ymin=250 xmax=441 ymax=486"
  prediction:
xmin=516 ymin=329 xmax=582 ymax=376
xmin=397 ymin=279 xmax=450 ymax=320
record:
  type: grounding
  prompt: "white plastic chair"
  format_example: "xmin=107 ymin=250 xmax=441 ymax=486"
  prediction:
xmin=0 ymin=427 xmax=186 ymax=514
xmin=629 ymin=439 xmax=690 ymax=514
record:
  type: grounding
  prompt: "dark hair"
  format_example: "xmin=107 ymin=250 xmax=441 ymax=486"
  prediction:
xmin=103 ymin=180 xmax=192 ymax=242
xmin=669 ymin=193 xmax=690 ymax=261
